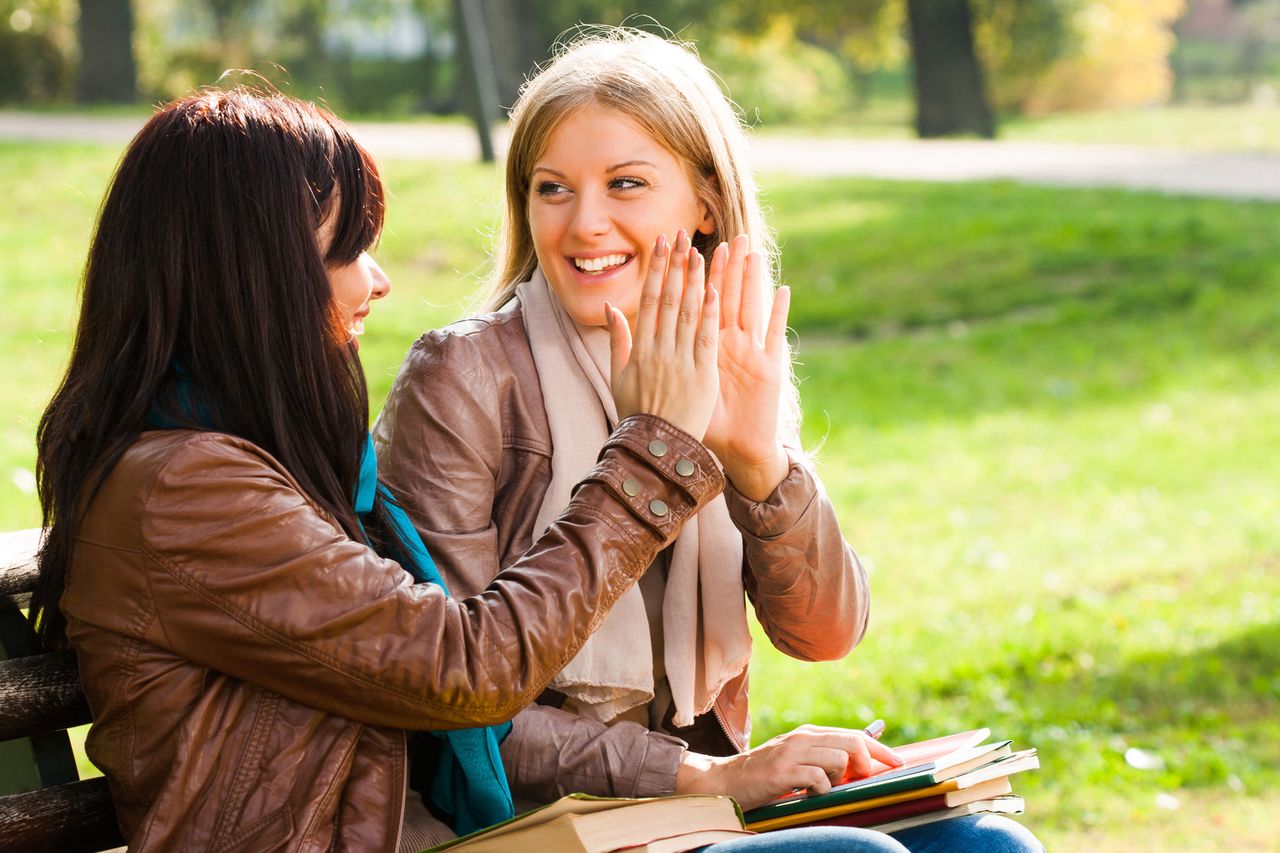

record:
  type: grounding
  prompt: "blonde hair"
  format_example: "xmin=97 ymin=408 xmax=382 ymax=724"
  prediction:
xmin=485 ymin=26 xmax=803 ymax=444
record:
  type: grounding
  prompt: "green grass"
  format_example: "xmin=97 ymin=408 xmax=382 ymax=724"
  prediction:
xmin=3 ymin=141 xmax=1278 ymax=849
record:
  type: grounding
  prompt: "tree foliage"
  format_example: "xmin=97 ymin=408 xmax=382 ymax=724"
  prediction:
xmin=2 ymin=0 xmax=1187 ymax=119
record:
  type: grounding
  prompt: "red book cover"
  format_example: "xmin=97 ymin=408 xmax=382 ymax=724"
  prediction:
xmin=807 ymin=794 xmax=949 ymax=829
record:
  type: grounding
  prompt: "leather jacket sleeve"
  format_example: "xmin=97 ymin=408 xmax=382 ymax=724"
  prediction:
xmin=374 ymin=325 xmax=698 ymax=799
xmin=726 ymin=456 xmax=870 ymax=661
xmin=500 ymin=704 xmax=685 ymax=800
xmin=133 ymin=421 xmax=722 ymax=733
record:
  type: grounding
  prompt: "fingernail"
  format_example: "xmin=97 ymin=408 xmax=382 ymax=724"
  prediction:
xmin=656 ymin=234 xmax=667 ymax=254
xmin=604 ymin=302 xmax=613 ymax=329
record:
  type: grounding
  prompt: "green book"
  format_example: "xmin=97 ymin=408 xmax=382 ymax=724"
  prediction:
xmin=742 ymin=764 xmax=948 ymax=824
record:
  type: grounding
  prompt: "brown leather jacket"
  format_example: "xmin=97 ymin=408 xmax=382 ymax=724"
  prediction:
xmin=61 ymin=419 xmax=724 ymax=851
xmin=374 ymin=299 xmax=869 ymax=806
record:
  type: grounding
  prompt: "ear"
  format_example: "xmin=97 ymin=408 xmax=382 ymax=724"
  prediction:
xmin=695 ymin=172 xmax=719 ymax=236
xmin=696 ymin=199 xmax=715 ymax=236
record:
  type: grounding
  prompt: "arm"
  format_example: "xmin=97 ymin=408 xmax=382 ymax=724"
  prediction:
xmin=728 ymin=455 xmax=869 ymax=661
xmin=501 ymin=704 xmax=685 ymax=800
xmin=699 ymin=238 xmax=868 ymax=661
xmin=376 ymin=330 xmax=685 ymax=799
xmin=373 ymin=326 xmax=524 ymax=599
xmin=138 ymin=423 xmax=721 ymax=732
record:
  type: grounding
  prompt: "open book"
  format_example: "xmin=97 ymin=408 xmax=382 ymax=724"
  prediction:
xmin=425 ymin=793 xmax=750 ymax=853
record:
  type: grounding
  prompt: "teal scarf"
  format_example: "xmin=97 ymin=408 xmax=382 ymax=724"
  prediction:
xmin=353 ymin=435 xmax=514 ymax=836
xmin=147 ymin=380 xmax=514 ymax=835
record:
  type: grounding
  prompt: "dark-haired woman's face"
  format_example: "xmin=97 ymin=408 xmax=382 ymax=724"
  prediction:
xmin=328 ymin=252 xmax=391 ymax=345
xmin=318 ymin=200 xmax=391 ymax=346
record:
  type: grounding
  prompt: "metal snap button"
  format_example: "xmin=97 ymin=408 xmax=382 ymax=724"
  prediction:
xmin=622 ymin=478 xmax=641 ymax=497
xmin=675 ymin=459 xmax=695 ymax=477
xmin=649 ymin=499 xmax=669 ymax=517
xmin=647 ymin=439 xmax=668 ymax=458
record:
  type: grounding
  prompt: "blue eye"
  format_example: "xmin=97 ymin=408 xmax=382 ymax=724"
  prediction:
xmin=610 ymin=177 xmax=646 ymax=191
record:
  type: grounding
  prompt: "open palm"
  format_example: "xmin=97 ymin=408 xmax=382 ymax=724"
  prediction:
xmin=703 ymin=236 xmax=791 ymax=499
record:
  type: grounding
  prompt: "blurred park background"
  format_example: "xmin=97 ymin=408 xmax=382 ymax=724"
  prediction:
xmin=2 ymin=1 xmax=1279 ymax=851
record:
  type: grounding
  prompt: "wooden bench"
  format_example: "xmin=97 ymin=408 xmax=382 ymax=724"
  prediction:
xmin=0 ymin=528 xmax=123 ymax=853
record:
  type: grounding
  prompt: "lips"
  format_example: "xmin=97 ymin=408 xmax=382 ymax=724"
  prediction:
xmin=350 ymin=309 xmax=369 ymax=337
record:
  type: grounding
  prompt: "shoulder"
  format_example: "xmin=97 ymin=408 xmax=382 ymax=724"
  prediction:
xmin=79 ymin=430 xmax=313 ymax=556
xmin=381 ymin=299 xmax=548 ymax=441
xmin=402 ymin=299 xmax=533 ymax=386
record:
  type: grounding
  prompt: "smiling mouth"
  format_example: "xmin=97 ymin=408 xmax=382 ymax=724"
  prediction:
xmin=571 ymin=254 xmax=633 ymax=275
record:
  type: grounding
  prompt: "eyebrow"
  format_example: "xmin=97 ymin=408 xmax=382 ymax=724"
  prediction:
xmin=607 ymin=160 xmax=658 ymax=172
xmin=531 ymin=160 xmax=659 ymax=178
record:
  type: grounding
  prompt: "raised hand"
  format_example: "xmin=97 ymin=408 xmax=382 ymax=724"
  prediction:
xmin=702 ymin=234 xmax=792 ymax=501
xmin=608 ymin=231 xmax=720 ymax=441
xmin=673 ymin=724 xmax=904 ymax=811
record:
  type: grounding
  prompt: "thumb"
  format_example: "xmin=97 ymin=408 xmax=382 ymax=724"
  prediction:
xmin=606 ymin=302 xmax=632 ymax=385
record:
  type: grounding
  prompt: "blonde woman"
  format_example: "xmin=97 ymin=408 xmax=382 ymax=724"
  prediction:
xmin=377 ymin=29 xmax=1042 ymax=852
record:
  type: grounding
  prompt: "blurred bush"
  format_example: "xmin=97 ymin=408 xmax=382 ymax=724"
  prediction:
xmin=699 ymin=18 xmax=856 ymax=125
xmin=0 ymin=0 xmax=75 ymax=104
xmin=971 ymin=0 xmax=1186 ymax=114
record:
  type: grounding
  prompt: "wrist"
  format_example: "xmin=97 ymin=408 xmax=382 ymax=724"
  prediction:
xmin=673 ymin=750 xmax=723 ymax=797
xmin=724 ymin=446 xmax=789 ymax=502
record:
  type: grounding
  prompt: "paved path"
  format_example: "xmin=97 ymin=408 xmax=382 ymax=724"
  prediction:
xmin=3 ymin=110 xmax=1278 ymax=201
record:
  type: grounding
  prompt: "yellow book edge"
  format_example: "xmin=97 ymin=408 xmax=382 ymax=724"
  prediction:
xmin=745 ymin=780 xmax=962 ymax=833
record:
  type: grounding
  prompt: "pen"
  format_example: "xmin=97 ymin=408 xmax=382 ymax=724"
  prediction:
xmin=864 ymin=718 xmax=885 ymax=740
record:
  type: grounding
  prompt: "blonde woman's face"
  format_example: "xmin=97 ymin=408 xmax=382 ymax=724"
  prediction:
xmin=527 ymin=103 xmax=713 ymax=326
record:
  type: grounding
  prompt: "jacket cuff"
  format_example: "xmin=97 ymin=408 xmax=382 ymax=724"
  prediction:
xmin=632 ymin=737 xmax=686 ymax=797
xmin=724 ymin=455 xmax=818 ymax=539
xmin=585 ymin=415 xmax=725 ymax=543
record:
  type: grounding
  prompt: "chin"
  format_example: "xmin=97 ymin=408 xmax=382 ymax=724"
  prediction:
xmin=560 ymin=298 xmax=609 ymax=328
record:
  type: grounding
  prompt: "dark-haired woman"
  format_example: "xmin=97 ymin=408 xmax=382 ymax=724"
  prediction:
xmin=33 ymin=88 xmax=726 ymax=852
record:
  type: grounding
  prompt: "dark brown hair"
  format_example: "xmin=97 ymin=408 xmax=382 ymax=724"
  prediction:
xmin=33 ymin=88 xmax=386 ymax=650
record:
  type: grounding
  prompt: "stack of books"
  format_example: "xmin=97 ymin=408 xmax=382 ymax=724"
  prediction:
xmin=742 ymin=728 xmax=1039 ymax=834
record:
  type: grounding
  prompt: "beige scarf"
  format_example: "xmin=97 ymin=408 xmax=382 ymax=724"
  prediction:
xmin=516 ymin=270 xmax=751 ymax=727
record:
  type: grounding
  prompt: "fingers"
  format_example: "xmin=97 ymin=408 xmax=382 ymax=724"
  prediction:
xmin=706 ymin=241 xmax=728 ymax=327
xmin=764 ymin=285 xmax=791 ymax=362
xmin=798 ymin=766 xmax=833 ymax=797
xmin=656 ymin=230 xmax=691 ymax=344
xmin=808 ymin=746 xmax=858 ymax=783
xmin=778 ymin=726 xmax=905 ymax=782
xmin=863 ymin=735 xmax=905 ymax=769
xmin=719 ymin=233 xmax=749 ymax=329
xmin=633 ymin=234 xmax=669 ymax=348
xmin=695 ymin=282 xmax=719 ymax=370
xmin=740 ymin=249 xmax=766 ymax=345
xmin=606 ymin=301 xmax=632 ymax=387
xmin=673 ymin=247 xmax=706 ymax=355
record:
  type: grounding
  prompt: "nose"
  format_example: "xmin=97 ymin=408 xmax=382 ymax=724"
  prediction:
xmin=567 ymin=190 xmax=611 ymax=241
xmin=366 ymin=253 xmax=392 ymax=300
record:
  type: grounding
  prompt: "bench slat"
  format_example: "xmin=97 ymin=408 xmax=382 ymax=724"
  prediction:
xmin=0 ymin=777 xmax=123 ymax=853
xmin=0 ymin=651 xmax=91 ymax=741
xmin=0 ymin=528 xmax=41 ymax=601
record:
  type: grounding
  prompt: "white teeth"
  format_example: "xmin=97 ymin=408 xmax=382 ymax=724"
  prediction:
xmin=573 ymin=254 xmax=629 ymax=273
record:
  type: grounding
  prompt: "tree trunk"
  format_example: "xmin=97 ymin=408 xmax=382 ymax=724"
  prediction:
xmin=76 ymin=0 xmax=137 ymax=104
xmin=906 ymin=0 xmax=995 ymax=139
xmin=478 ymin=0 xmax=545 ymax=110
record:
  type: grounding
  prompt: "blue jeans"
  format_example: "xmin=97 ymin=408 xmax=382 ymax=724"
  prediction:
xmin=698 ymin=815 xmax=1045 ymax=852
